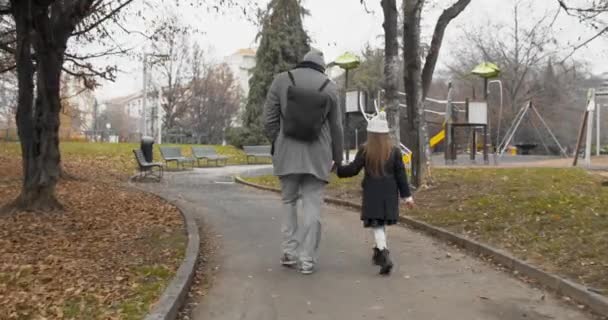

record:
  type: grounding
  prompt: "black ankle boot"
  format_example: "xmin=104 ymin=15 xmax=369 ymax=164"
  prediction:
xmin=379 ymin=249 xmax=393 ymax=275
xmin=372 ymin=247 xmax=382 ymax=265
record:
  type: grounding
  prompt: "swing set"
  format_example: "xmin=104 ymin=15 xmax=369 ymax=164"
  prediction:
xmin=350 ymin=61 xmax=569 ymax=170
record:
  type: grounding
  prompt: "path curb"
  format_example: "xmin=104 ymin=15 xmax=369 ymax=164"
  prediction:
xmin=234 ymin=176 xmax=608 ymax=317
xmin=142 ymin=194 xmax=200 ymax=320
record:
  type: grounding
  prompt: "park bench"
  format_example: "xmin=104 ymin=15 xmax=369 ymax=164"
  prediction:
xmin=191 ymin=146 xmax=229 ymax=167
xmin=132 ymin=149 xmax=164 ymax=181
xmin=243 ymin=145 xmax=272 ymax=164
xmin=159 ymin=146 xmax=195 ymax=170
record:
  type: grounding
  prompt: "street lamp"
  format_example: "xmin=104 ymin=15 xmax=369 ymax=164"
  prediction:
xmin=142 ymin=53 xmax=169 ymax=138
xmin=106 ymin=123 xmax=111 ymax=142
xmin=472 ymin=62 xmax=501 ymax=164
xmin=330 ymin=52 xmax=361 ymax=163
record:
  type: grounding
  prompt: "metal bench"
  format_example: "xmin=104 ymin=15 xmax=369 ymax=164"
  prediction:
xmin=159 ymin=146 xmax=195 ymax=170
xmin=133 ymin=149 xmax=163 ymax=181
xmin=191 ymin=146 xmax=229 ymax=167
xmin=243 ymin=145 xmax=272 ymax=164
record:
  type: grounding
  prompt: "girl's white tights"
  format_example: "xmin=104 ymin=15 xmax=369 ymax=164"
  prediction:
xmin=372 ymin=226 xmax=387 ymax=250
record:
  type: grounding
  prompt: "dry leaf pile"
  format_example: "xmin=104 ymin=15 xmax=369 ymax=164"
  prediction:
xmin=0 ymin=153 xmax=186 ymax=319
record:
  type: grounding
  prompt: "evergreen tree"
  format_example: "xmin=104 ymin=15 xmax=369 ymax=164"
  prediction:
xmin=242 ymin=0 xmax=310 ymax=144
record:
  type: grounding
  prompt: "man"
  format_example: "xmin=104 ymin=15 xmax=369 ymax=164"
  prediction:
xmin=263 ymin=49 xmax=344 ymax=274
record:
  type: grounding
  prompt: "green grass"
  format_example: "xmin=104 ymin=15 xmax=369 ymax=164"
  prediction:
xmin=243 ymin=168 xmax=608 ymax=293
xmin=416 ymin=168 xmax=608 ymax=290
xmin=117 ymin=265 xmax=174 ymax=320
xmin=245 ymin=173 xmax=360 ymax=190
xmin=245 ymin=175 xmax=281 ymax=189
xmin=59 ymin=265 xmax=175 ymax=320
xmin=0 ymin=141 xmax=253 ymax=175
xmin=63 ymin=296 xmax=101 ymax=320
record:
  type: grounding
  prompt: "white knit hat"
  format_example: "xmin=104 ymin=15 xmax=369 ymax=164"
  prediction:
xmin=367 ymin=111 xmax=390 ymax=133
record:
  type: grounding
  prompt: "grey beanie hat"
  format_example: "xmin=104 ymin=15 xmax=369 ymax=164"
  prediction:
xmin=302 ymin=49 xmax=326 ymax=68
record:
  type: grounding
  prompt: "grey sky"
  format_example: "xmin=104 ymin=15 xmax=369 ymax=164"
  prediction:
xmin=94 ymin=0 xmax=608 ymax=100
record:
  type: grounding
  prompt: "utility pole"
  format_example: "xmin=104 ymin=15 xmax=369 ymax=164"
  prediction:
xmin=142 ymin=53 xmax=149 ymax=137
xmin=92 ymin=98 xmax=98 ymax=141
xmin=585 ymin=89 xmax=596 ymax=167
xmin=142 ymin=52 xmax=169 ymax=139
xmin=157 ymin=84 xmax=163 ymax=144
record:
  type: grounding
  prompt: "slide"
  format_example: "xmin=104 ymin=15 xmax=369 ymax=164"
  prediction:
xmin=430 ymin=129 xmax=445 ymax=148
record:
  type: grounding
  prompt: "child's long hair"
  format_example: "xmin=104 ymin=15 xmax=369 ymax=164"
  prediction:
xmin=363 ymin=132 xmax=393 ymax=177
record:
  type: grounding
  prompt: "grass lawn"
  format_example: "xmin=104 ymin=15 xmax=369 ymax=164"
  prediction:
xmin=0 ymin=141 xmax=259 ymax=179
xmin=244 ymin=168 xmax=608 ymax=295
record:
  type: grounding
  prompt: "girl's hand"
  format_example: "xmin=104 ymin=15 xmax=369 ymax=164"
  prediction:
xmin=404 ymin=197 xmax=415 ymax=209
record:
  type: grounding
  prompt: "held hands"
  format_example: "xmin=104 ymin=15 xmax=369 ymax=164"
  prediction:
xmin=330 ymin=161 xmax=337 ymax=173
xmin=403 ymin=197 xmax=415 ymax=209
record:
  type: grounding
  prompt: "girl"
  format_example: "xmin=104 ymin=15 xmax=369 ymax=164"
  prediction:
xmin=337 ymin=111 xmax=414 ymax=275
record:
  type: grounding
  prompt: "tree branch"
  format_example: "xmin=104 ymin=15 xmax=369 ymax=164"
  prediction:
xmin=421 ymin=0 xmax=471 ymax=98
xmin=60 ymin=87 xmax=89 ymax=101
xmin=71 ymin=0 xmax=134 ymax=37
xmin=0 ymin=63 xmax=15 ymax=73
xmin=359 ymin=0 xmax=374 ymax=14
xmin=557 ymin=0 xmax=608 ymax=14
xmin=561 ymin=25 xmax=608 ymax=63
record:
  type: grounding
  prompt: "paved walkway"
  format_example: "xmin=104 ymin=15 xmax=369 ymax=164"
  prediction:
xmin=141 ymin=166 xmax=593 ymax=320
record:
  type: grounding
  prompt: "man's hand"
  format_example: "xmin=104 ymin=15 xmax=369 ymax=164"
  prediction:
xmin=403 ymin=197 xmax=415 ymax=209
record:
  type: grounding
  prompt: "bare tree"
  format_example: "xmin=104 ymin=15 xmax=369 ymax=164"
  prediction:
xmin=0 ymin=0 xmax=249 ymax=212
xmin=557 ymin=0 xmax=608 ymax=61
xmin=185 ymin=57 xmax=241 ymax=144
xmin=149 ymin=12 xmax=197 ymax=133
xmin=100 ymin=104 xmax=131 ymax=142
xmin=447 ymin=2 xmax=563 ymax=143
xmin=403 ymin=0 xmax=471 ymax=188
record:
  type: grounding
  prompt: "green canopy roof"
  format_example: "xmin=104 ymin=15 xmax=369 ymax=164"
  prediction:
xmin=333 ymin=52 xmax=361 ymax=70
xmin=471 ymin=62 xmax=501 ymax=78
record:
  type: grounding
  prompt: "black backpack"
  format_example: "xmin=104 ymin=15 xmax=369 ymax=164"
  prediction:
xmin=281 ymin=71 xmax=332 ymax=142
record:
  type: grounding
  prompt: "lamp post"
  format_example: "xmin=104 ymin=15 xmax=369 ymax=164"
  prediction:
xmin=331 ymin=52 xmax=361 ymax=163
xmin=472 ymin=62 xmax=501 ymax=164
xmin=106 ymin=123 xmax=111 ymax=142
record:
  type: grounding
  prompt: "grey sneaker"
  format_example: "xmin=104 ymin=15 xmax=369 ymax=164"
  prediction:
xmin=280 ymin=254 xmax=297 ymax=267
xmin=299 ymin=264 xmax=315 ymax=275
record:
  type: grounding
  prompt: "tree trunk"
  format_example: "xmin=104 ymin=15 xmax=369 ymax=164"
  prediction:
xmin=403 ymin=0 xmax=427 ymax=188
xmin=7 ymin=2 xmax=65 ymax=212
xmin=382 ymin=0 xmax=401 ymax=145
xmin=402 ymin=0 xmax=471 ymax=188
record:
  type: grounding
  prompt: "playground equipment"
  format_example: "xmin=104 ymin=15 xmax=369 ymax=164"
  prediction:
xmin=354 ymin=61 xmax=508 ymax=167
xmin=573 ymin=87 xmax=608 ymax=167
xmin=375 ymin=88 xmax=467 ymax=151
xmin=357 ymin=93 xmax=413 ymax=172
xmin=497 ymin=100 xmax=568 ymax=160
xmin=471 ymin=62 xmax=567 ymax=162
xmin=372 ymin=84 xmax=490 ymax=165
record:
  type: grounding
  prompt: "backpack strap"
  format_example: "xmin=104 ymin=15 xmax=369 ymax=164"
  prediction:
xmin=287 ymin=71 xmax=296 ymax=86
xmin=318 ymin=78 xmax=331 ymax=92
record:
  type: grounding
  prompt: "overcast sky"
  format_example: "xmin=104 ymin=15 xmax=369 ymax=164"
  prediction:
xmin=93 ymin=0 xmax=608 ymax=100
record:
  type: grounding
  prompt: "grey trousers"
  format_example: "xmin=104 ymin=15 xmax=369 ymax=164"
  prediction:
xmin=279 ymin=174 xmax=326 ymax=267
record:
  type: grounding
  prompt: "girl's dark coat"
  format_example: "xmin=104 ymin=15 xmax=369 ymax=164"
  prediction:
xmin=337 ymin=147 xmax=411 ymax=228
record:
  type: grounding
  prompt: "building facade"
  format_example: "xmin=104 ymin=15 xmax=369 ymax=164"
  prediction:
xmin=224 ymin=48 xmax=256 ymax=127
